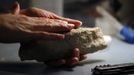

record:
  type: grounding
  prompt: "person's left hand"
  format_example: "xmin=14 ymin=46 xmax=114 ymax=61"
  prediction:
xmin=13 ymin=2 xmax=86 ymax=66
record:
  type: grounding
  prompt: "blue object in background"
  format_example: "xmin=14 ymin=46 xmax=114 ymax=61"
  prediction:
xmin=120 ymin=26 xmax=134 ymax=43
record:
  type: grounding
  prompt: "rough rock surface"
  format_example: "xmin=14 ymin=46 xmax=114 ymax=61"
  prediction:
xmin=19 ymin=27 xmax=107 ymax=62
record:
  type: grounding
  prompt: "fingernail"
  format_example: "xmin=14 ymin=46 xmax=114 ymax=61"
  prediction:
xmin=77 ymin=20 xmax=82 ymax=25
xmin=79 ymin=21 xmax=82 ymax=26
xmin=73 ymin=48 xmax=80 ymax=59
xmin=74 ymin=48 xmax=79 ymax=51
xmin=75 ymin=20 xmax=82 ymax=28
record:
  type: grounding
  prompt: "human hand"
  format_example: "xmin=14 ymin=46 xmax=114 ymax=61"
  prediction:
xmin=0 ymin=2 xmax=81 ymax=43
xmin=12 ymin=2 xmax=82 ymax=28
xmin=0 ymin=14 xmax=75 ymax=43
xmin=18 ymin=4 xmax=82 ymax=28
xmin=45 ymin=48 xmax=87 ymax=67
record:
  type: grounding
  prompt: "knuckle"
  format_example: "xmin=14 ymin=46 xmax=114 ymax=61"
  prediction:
xmin=73 ymin=57 xmax=79 ymax=61
xmin=74 ymin=48 xmax=79 ymax=52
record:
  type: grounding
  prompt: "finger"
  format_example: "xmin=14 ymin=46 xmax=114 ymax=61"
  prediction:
xmin=67 ymin=24 xmax=75 ymax=30
xmin=65 ymin=48 xmax=80 ymax=66
xmin=35 ymin=32 xmax=64 ymax=40
xmin=61 ymin=18 xmax=82 ymax=28
xmin=12 ymin=1 xmax=20 ymax=15
xmin=32 ymin=24 xmax=72 ymax=32
xmin=80 ymin=55 xmax=87 ymax=61
xmin=53 ymin=14 xmax=82 ymax=28
xmin=27 ymin=31 xmax=65 ymax=40
xmin=72 ymin=48 xmax=80 ymax=59
xmin=31 ymin=18 xmax=75 ymax=32
xmin=66 ymin=57 xmax=79 ymax=66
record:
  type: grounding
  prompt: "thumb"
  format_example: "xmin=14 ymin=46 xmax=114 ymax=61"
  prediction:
xmin=12 ymin=1 xmax=20 ymax=15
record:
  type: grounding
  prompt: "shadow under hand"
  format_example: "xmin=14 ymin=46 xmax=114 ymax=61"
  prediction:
xmin=0 ymin=59 xmax=104 ymax=75
xmin=43 ymin=59 xmax=104 ymax=73
xmin=0 ymin=62 xmax=46 ymax=74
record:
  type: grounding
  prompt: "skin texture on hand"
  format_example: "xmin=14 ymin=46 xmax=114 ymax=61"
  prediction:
xmin=0 ymin=2 xmax=81 ymax=43
xmin=20 ymin=7 xmax=82 ymax=28
xmin=0 ymin=14 xmax=75 ymax=43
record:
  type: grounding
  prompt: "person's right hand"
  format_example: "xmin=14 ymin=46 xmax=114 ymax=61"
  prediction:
xmin=0 ymin=14 xmax=74 ymax=43
xmin=19 ymin=5 xmax=81 ymax=28
xmin=45 ymin=48 xmax=87 ymax=67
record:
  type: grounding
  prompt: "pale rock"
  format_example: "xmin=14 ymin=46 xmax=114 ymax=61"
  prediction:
xmin=19 ymin=27 xmax=107 ymax=62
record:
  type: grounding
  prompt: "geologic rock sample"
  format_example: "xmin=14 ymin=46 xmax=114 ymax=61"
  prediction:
xmin=19 ymin=27 xmax=107 ymax=62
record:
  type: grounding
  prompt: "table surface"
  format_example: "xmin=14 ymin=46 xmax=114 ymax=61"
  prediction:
xmin=0 ymin=36 xmax=134 ymax=75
